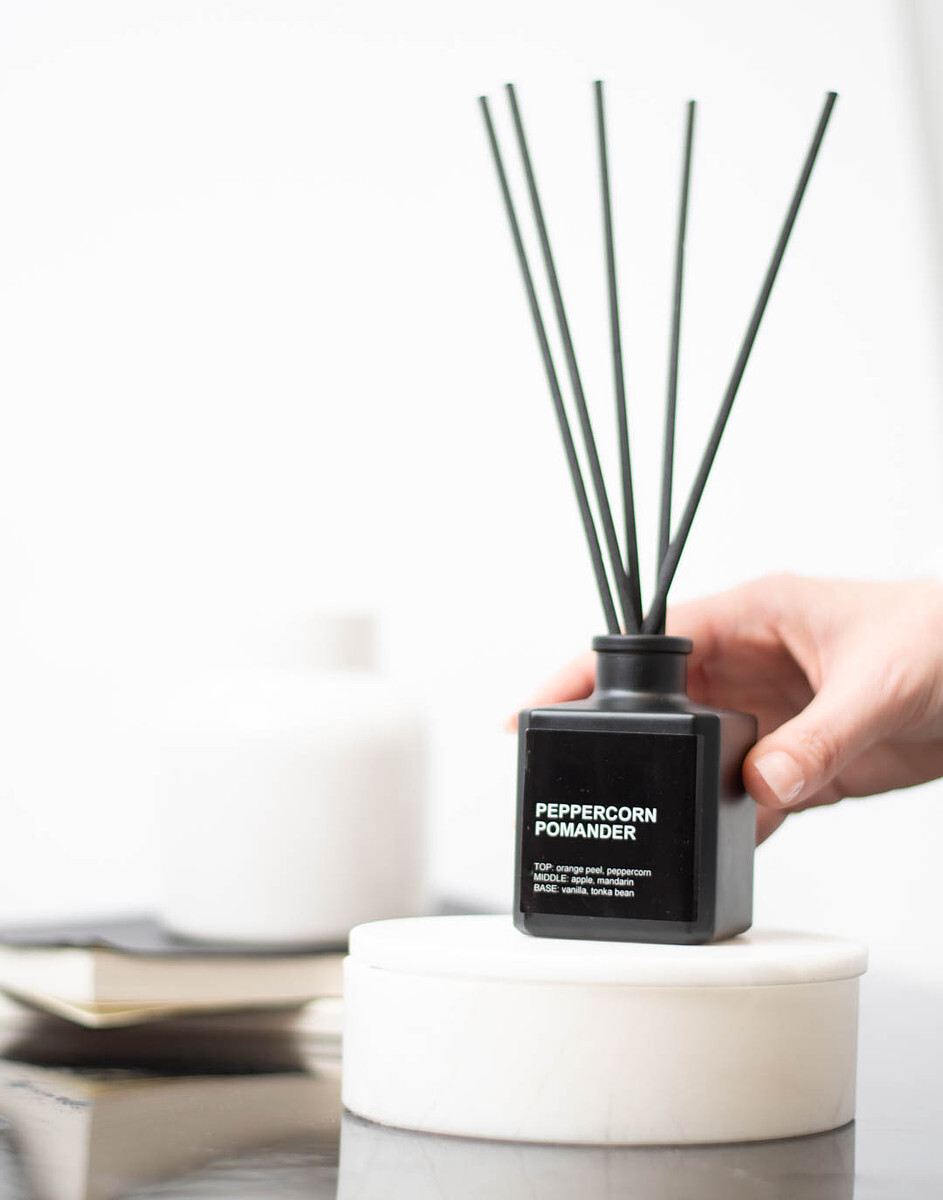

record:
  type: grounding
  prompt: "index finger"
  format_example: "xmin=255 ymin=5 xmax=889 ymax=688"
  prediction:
xmin=504 ymin=652 xmax=595 ymax=730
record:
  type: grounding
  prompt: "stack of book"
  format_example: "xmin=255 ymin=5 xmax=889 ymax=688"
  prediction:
xmin=0 ymin=917 xmax=344 ymax=1029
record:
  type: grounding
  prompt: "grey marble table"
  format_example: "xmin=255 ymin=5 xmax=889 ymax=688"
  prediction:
xmin=0 ymin=975 xmax=937 ymax=1199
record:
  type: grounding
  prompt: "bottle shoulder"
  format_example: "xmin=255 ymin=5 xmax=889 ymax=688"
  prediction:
xmin=165 ymin=668 xmax=423 ymax=738
xmin=523 ymin=696 xmax=754 ymax=736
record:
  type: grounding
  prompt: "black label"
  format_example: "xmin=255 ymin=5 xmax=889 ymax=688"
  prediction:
xmin=519 ymin=729 xmax=698 ymax=922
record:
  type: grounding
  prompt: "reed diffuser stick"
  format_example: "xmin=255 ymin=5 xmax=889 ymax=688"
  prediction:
xmin=479 ymin=96 xmax=620 ymax=633
xmin=653 ymin=100 xmax=696 ymax=633
xmin=643 ymin=91 xmax=837 ymax=633
xmin=594 ymin=80 xmax=642 ymax=632
xmin=506 ymin=83 xmax=635 ymax=633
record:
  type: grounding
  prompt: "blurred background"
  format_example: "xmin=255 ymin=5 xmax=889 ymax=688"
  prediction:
xmin=0 ymin=0 xmax=940 ymax=978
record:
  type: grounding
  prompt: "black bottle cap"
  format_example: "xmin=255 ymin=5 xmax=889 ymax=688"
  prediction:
xmin=592 ymin=634 xmax=692 ymax=655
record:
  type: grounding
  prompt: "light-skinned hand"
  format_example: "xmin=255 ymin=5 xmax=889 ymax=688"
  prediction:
xmin=512 ymin=575 xmax=943 ymax=843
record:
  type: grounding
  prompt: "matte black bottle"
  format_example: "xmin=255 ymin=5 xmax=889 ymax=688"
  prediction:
xmin=514 ymin=635 xmax=757 ymax=945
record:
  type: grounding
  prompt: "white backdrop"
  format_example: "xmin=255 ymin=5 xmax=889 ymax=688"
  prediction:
xmin=0 ymin=0 xmax=940 ymax=981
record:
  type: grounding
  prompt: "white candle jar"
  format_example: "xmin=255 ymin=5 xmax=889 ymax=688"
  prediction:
xmin=156 ymin=615 xmax=426 ymax=945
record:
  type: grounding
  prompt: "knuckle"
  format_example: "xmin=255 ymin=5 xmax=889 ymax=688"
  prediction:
xmin=756 ymin=571 xmax=802 ymax=598
xmin=876 ymin=660 xmax=927 ymax=727
xmin=795 ymin=724 xmax=839 ymax=774
xmin=747 ymin=572 xmax=807 ymax=628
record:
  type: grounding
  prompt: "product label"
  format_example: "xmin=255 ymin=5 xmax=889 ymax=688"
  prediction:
xmin=519 ymin=729 xmax=698 ymax=922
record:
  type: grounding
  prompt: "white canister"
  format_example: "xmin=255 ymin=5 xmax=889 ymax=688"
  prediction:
xmin=156 ymin=615 xmax=426 ymax=945
xmin=343 ymin=915 xmax=868 ymax=1145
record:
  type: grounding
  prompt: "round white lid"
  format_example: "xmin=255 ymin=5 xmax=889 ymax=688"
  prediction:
xmin=348 ymin=915 xmax=868 ymax=987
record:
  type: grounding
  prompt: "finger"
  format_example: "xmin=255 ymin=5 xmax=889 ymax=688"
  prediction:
xmin=756 ymin=805 xmax=787 ymax=845
xmin=745 ymin=676 xmax=899 ymax=810
xmin=666 ymin=595 xmax=725 ymax=665
xmin=667 ymin=576 xmax=788 ymax=680
xmin=667 ymin=575 xmax=781 ymax=644
xmin=785 ymin=735 xmax=943 ymax=810
xmin=504 ymin=653 xmax=595 ymax=731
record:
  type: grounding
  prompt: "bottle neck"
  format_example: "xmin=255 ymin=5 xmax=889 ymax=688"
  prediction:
xmin=591 ymin=635 xmax=692 ymax=698
xmin=240 ymin=614 xmax=376 ymax=673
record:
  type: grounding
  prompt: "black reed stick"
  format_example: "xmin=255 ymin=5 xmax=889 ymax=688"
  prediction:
xmin=479 ymin=96 xmax=620 ymax=634
xmin=654 ymin=100 xmax=696 ymax=633
xmin=594 ymin=80 xmax=642 ymax=632
xmin=505 ymin=83 xmax=636 ymax=633
xmin=643 ymin=91 xmax=838 ymax=633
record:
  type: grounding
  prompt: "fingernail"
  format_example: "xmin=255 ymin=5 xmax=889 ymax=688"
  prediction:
xmin=753 ymin=751 xmax=804 ymax=806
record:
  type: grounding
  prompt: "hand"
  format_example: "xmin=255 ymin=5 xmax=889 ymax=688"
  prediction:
xmin=515 ymin=575 xmax=943 ymax=843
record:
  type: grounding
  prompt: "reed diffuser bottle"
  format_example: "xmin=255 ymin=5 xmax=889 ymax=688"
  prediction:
xmin=482 ymin=83 xmax=836 ymax=943
xmin=515 ymin=636 xmax=755 ymax=943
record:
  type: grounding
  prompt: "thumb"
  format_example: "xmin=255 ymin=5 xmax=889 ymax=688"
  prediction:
xmin=744 ymin=680 xmax=890 ymax=810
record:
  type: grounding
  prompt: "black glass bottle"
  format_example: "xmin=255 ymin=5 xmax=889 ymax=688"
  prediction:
xmin=514 ymin=635 xmax=757 ymax=945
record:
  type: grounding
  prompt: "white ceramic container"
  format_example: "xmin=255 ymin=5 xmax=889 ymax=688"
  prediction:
xmin=156 ymin=615 xmax=426 ymax=945
xmin=342 ymin=915 xmax=868 ymax=1145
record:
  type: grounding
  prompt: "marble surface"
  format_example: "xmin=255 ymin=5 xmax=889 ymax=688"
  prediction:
xmin=0 ymin=975 xmax=937 ymax=1198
